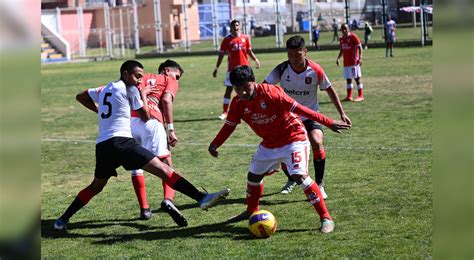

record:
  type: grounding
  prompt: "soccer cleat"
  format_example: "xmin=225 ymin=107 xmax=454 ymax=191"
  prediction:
xmin=218 ymin=112 xmax=228 ymax=120
xmin=320 ymin=218 xmax=335 ymax=233
xmin=319 ymin=185 xmax=328 ymax=200
xmin=53 ymin=218 xmax=67 ymax=231
xmin=161 ymin=199 xmax=188 ymax=227
xmin=354 ymin=96 xmax=365 ymax=102
xmin=198 ymin=188 xmax=230 ymax=210
xmin=140 ymin=208 xmax=153 ymax=220
xmin=280 ymin=180 xmax=297 ymax=194
xmin=343 ymin=96 xmax=353 ymax=102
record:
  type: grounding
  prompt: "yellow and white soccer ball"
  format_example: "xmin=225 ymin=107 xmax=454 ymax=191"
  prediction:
xmin=248 ymin=210 xmax=277 ymax=238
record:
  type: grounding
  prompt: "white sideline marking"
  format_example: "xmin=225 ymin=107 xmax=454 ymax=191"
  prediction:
xmin=42 ymin=138 xmax=432 ymax=152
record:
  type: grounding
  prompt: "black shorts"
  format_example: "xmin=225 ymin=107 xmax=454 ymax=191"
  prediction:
xmin=303 ymin=119 xmax=324 ymax=133
xmin=95 ymin=137 xmax=155 ymax=179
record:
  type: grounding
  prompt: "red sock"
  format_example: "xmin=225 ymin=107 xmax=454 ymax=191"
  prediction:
xmin=313 ymin=148 xmax=325 ymax=161
xmin=77 ymin=186 xmax=96 ymax=205
xmin=246 ymin=181 xmax=263 ymax=214
xmin=358 ymin=88 xmax=364 ymax=97
xmin=223 ymin=103 xmax=229 ymax=114
xmin=162 ymin=180 xmax=176 ymax=201
xmin=131 ymin=174 xmax=149 ymax=209
xmin=346 ymin=88 xmax=353 ymax=99
xmin=302 ymin=178 xmax=331 ymax=220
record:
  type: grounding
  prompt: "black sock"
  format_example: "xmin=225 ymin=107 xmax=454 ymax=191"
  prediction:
xmin=314 ymin=158 xmax=326 ymax=186
xmin=172 ymin=177 xmax=205 ymax=202
xmin=59 ymin=197 xmax=86 ymax=223
xmin=282 ymin=166 xmax=292 ymax=182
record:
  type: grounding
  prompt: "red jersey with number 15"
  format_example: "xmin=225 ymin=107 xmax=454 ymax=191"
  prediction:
xmin=339 ymin=32 xmax=362 ymax=66
xmin=130 ymin=73 xmax=178 ymax=123
xmin=225 ymin=83 xmax=308 ymax=149
xmin=219 ymin=33 xmax=252 ymax=72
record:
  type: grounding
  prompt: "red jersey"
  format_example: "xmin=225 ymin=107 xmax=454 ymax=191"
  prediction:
xmin=219 ymin=33 xmax=251 ymax=72
xmin=339 ymin=32 xmax=362 ymax=66
xmin=224 ymin=84 xmax=310 ymax=148
xmin=130 ymin=73 xmax=178 ymax=123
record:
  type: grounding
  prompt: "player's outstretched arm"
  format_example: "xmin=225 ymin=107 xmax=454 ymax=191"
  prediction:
xmin=325 ymin=86 xmax=352 ymax=125
xmin=76 ymin=90 xmax=98 ymax=113
xmin=293 ymin=102 xmax=351 ymax=133
xmin=209 ymin=123 xmax=237 ymax=158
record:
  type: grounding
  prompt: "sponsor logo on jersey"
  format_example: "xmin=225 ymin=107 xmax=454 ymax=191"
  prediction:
xmin=244 ymin=107 xmax=251 ymax=114
xmin=251 ymin=113 xmax=277 ymax=125
xmin=305 ymin=77 xmax=312 ymax=84
xmin=284 ymin=88 xmax=310 ymax=96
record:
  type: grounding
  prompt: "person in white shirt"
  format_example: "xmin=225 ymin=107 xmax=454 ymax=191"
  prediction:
xmin=53 ymin=60 xmax=230 ymax=231
xmin=265 ymin=36 xmax=351 ymax=198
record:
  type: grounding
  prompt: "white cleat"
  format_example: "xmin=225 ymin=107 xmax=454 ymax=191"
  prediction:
xmin=218 ymin=113 xmax=228 ymax=120
xmin=320 ymin=218 xmax=335 ymax=233
xmin=319 ymin=185 xmax=328 ymax=200
xmin=280 ymin=180 xmax=297 ymax=194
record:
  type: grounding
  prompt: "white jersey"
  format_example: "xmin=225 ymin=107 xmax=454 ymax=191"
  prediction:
xmin=88 ymin=80 xmax=143 ymax=144
xmin=265 ymin=59 xmax=331 ymax=121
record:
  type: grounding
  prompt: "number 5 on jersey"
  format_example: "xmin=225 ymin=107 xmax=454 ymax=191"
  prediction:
xmin=101 ymin=92 xmax=112 ymax=119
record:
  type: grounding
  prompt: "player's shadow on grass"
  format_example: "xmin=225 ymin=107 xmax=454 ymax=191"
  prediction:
xmin=167 ymin=191 xmax=306 ymax=212
xmin=174 ymin=117 xmax=222 ymax=123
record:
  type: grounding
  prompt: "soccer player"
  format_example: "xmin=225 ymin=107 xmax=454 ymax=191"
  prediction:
xmin=212 ymin=19 xmax=260 ymax=120
xmin=385 ymin=15 xmax=396 ymax=57
xmin=129 ymin=59 xmax=188 ymax=227
xmin=264 ymin=36 xmax=351 ymax=197
xmin=208 ymin=65 xmax=351 ymax=233
xmin=53 ymin=60 xmax=230 ymax=231
xmin=336 ymin=23 xmax=364 ymax=102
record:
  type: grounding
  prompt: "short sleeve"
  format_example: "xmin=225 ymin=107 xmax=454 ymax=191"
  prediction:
xmin=87 ymin=86 xmax=104 ymax=103
xmin=264 ymin=61 xmax=287 ymax=84
xmin=219 ymin=37 xmax=230 ymax=53
xmin=128 ymin=86 xmax=144 ymax=111
xmin=163 ymin=76 xmax=179 ymax=98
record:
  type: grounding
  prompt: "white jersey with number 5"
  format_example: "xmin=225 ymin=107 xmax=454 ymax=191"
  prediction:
xmin=88 ymin=80 xmax=143 ymax=144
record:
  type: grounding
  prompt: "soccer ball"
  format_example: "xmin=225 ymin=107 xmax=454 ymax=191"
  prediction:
xmin=248 ymin=210 xmax=277 ymax=238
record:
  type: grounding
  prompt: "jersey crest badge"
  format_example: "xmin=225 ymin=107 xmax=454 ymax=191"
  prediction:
xmin=260 ymin=102 xmax=267 ymax=110
xmin=305 ymin=77 xmax=312 ymax=84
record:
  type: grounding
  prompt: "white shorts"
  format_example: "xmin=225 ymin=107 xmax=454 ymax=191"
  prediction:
xmin=223 ymin=71 xmax=233 ymax=87
xmin=131 ymin=117 xmax=170 ymax=159
xmin=249 ymin=140 xmax=310 ymax=176
xmin=343 ymin=64 xmax=362 ymax=79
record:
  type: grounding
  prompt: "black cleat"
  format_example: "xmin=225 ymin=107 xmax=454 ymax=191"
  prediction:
xmin=161 ymin=199 xmax=188 ymax=227
xmin=140 ymin=208 xmax=153 ymax=220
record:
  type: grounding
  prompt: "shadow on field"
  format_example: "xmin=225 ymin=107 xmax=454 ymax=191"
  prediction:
xmin=162 ymin=191 xmax=306 ymax=212
xmin=174 ymin=117 xmax=221 ymax=123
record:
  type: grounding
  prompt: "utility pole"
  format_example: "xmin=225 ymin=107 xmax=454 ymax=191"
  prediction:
xmin=344 ymin=0 xmax=350 ymax=25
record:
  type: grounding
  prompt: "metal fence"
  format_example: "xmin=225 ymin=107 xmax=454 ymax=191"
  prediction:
xmin=41 ymin=0 xmax=432 ymax=61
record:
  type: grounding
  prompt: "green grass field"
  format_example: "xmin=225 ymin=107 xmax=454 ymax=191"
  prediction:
xmin=41 ymin=46 xmax=432 ymax=257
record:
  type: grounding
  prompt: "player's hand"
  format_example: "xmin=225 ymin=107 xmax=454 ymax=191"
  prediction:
xmin=208 ymin=144 xmax=219 ymax=157
xmin=340 ymin=113 xmax=352 ymax=126
xmin=212 ymin=68 xmax=218 ymax=78
xmin=255 ymin=59 xmax=261 ymax=69
xmin=168 ymin=131 xmax=178 ymax=147
xmin=329 ymin=120 xmax=351 ymax=133
xmin=358 ymin=58 xmax=362 ymax=66
xmin=336 ymin=59 xmax=340 ymax=67
xmin=140 ymin=85 xmax=152 ymax=95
